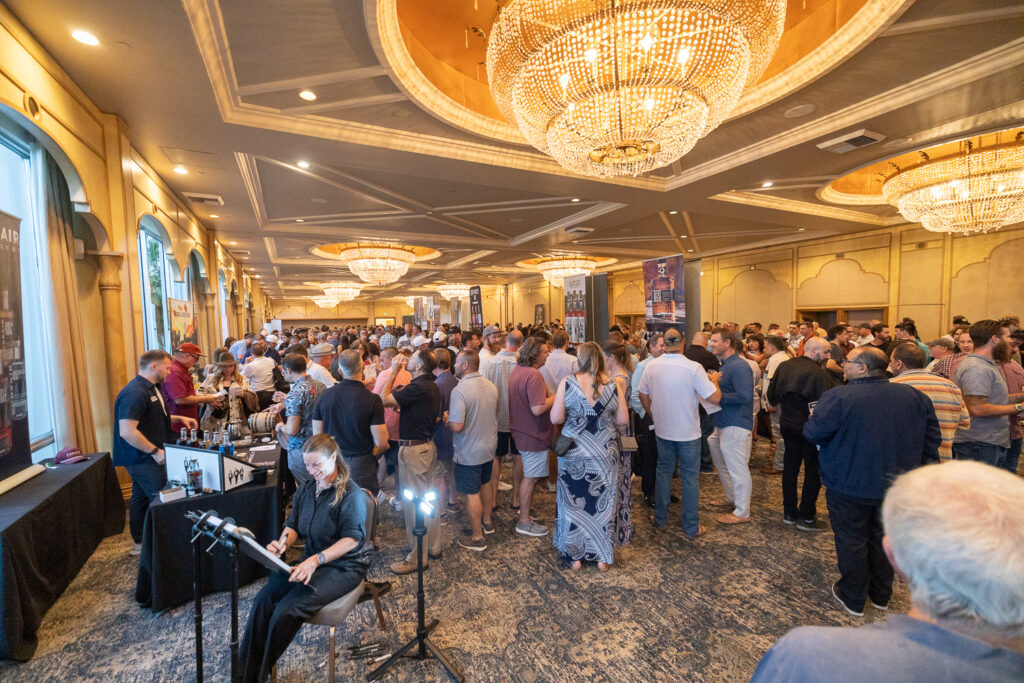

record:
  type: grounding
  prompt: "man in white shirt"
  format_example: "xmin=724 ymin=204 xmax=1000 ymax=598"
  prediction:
xmin=240 ymin=341 xmax=278 ymax=408
xmin=484 ymin=329 xmax=521 ymax=500
xmin=307 ymin=342 xmax=337 ymax=388
xmin=540 ymin=329 xmax=578 ymax=394
xmin=639 ymin=328 xmax=721 ymax=538
xmin=478 ymin=324 xmax=503 ymax=377
xmin=631 ymin=332 xmax=665 ymax=506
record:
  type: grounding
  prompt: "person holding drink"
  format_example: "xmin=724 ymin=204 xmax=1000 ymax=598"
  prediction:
xmin=197 ymin=350 xmax=258 ymax=433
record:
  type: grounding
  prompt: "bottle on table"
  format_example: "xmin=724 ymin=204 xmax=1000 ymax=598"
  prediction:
xmin=176 ymin=427 xmax=189 ymax=446
xmin=188 ymin=428 xmax=200 ymax=448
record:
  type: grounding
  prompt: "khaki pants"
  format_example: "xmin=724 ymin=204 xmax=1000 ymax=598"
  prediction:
xmin=399 ymin=441 xmax=441 ymax=563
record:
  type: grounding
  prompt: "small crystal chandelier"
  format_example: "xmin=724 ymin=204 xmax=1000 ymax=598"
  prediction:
xmin=404 ymin=297 xmax=417 ymax=308
xmin=336 ymin=244 xmax=417 ymax=285
xmin=487 ymin=0 xmax=786 ymax=177
xmin=536 ymin=256 xmax=598 ymax=288
xmin=881 ymin=133 xmax=1024 ymax=234
xmin=436 ymin=283 xmax=471 ymax=300
xmin=321 ymin=281 xmax=363 ymax=302
xmin=311 ymin=295 xmax=337 ymax=308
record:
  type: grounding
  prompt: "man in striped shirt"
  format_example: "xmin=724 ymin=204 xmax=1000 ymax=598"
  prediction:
xmin=890 ymin=342 xmax=969 ymax=460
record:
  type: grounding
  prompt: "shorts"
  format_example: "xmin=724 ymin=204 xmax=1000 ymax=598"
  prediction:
xmin=519 ymin=449 xmax=549 ymax=478
xmin=496 ymin=431 xmax=519 ymax=457
xmin=454 ymin=461 xmax=494 ymax=495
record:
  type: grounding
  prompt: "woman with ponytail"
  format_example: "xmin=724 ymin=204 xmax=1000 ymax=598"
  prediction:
xmin=550 ymin=342 xmax=629 ymax=571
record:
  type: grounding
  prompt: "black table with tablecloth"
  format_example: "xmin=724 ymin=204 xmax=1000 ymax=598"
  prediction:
xmin=134 ymin=471 xmax=282 ymax=613
xmin=0 ymin=454 xmax=124 ymax=661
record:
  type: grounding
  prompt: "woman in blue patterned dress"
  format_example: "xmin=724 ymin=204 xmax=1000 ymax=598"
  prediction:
xmin=550 ymin=342 xmax=629 ymax=571
xmin=601 ymin=340 xmax=635 ymax=547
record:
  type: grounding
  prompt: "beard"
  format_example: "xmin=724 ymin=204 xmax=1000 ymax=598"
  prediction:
xmin=993 ymin=340 xmax=1013 ymax=363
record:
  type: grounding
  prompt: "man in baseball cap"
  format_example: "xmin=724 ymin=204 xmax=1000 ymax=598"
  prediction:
xmin=307 ymin=342 xmax=337 ymax=387
xmin=412 ymin=335 xmax=429 ymax=350
xmin=162 ymin=343 xmax=222 ymax=423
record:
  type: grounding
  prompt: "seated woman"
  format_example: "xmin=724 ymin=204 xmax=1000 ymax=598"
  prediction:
xmin=240 ymin=434 xmax=370 ymax=683
xmin=198 ymin=351 xmax=258 ymax=433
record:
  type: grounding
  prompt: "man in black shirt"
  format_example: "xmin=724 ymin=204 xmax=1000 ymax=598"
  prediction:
xmin=685 ymin=331 xmax=720 ymax=472
xmin=113 ymin=350 xmax=198 ymax=554
xmin=312 ymin=349 xmax=389 ymax=494
xmin=382 ymin=349 xmax=442 ymax=574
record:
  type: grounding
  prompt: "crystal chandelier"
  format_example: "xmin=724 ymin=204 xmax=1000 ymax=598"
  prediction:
xmin=311 ymin=295 xmax=337 ymax=308
xmin=404 ymin=296 xmax=417 ymax=308
xmin=881 ymin=134 xmax=1024 ymax=234
xmin=536 ymin=256 xmax=598 ymax=288
xmin=336 ymin=244 xmax=417 ymax=285
xmin=487 ymin=0 xmax=786 ymax=177
xmin=321 ymin=281 xmax=363 ymax=302
xmin=436 ymin=283 xmax=472 ymax=300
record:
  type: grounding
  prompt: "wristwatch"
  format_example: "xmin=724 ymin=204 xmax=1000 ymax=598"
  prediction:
xmin=1015 ymin=403 xmax=1023 ymax=414
xmin=316 ymin=552 xmax=327 ymax=566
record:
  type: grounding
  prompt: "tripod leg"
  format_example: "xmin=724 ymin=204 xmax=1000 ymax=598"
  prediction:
xmin=194 ymin=537 xmax=203 ymax=683
xmin=424 ymin=639 xmax=465 ymax=683
xmin=328 ymin=625 xmax=336 ymax=683
xmin=230 ymin=544 xmax=239 ymax=683
xmin=366 ymin=635 xmax=420 ymax=681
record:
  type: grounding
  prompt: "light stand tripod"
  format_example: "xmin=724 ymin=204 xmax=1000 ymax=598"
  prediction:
xmin=367 ymin=490 xmax=463 ymax=682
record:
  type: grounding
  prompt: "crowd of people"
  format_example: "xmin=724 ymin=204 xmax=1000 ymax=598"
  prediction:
xmin=111 ymin=313 xmax=1024 ymax=681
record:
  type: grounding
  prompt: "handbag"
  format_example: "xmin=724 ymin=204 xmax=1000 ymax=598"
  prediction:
xmin=552 ymin=377 xmax=611 ymax=456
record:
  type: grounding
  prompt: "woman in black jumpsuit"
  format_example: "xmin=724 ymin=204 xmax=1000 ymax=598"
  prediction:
xmin=240 ymin=434 xmax=370 ymax=682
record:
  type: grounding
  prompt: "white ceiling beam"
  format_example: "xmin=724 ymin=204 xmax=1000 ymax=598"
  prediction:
xmin=883 ymin=6 xmax=1024 ymax=37
xmin=236 ymin=66 xmax=388 ymax=96
xmin=281 ymin=93 xmax=408 ymax=114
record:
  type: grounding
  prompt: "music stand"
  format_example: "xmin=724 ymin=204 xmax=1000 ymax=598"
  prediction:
xmin=367 ymin=491 xmax=463 ymax=682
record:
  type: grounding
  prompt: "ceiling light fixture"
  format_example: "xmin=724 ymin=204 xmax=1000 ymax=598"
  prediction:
xmin=209 ymin=214 xmax=219 ymax=219
xmin=487 ymin=0 xmax=786 ymax=177
xmin=311 ymin=295 xmax=337 ymax=308
xmin=229 ymin=241 xmax=237 ymax=245
xmin=761 ymin=181 xmax=773 ymax=188
xmin=296 ymin=219 xmax=304 ymax=223
xmin=297 ymin=160 xmax=310 ymax=169
xmin=436 ymin=283 xmax=472 ymax=300
xmin=72 ymin=30 xmax=99 ymax=46
xmin=881 ymin=134 xmax=1024 ymax=234
xmin=173 ymin=166 xmax=188 ymax=175
xmin=335 ymin=243 xmax=418 ymax=286
xmin=668 ymin=210 xmax=678 ymax=215
xmin=535 ymin=256 xmax=598 ymax=288
xmin=298 ymin=90 xmax=317 ymax=101
xmin=570 ymin=198 xmax=580 ymax=203
xmin=321 ymin=281 xmax=363 ymax=302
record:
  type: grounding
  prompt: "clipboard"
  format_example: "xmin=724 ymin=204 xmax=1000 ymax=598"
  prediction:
xmin=203 ymin=513 xmax=292 ymax=575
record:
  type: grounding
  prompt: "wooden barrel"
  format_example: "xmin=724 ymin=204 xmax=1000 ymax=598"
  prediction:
xmin=248 ymin=411 xmax=279 ymax=434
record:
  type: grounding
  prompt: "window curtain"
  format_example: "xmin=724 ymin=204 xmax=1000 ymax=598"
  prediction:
xmin=41 ymin=153 xmax=97 ymax=453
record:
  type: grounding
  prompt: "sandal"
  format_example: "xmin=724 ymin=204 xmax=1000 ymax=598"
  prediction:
xmin=686 ymin=524 xmax=707 ymax=539
xmin=709 ymin=499 xmax=732 ymax=508
xmin=717 ymin=513 xmax=751 ymax=525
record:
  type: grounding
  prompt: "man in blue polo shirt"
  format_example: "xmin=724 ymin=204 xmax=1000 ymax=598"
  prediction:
xmin=114 ymin=350 xmax=198 ymax=555
xmin=706 ymin=329 xmax=755 ymax=525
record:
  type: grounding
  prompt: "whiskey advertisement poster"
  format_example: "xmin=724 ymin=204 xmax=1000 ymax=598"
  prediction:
xmin=168 ymin=298 xmax=198 ymax=351
xmin=643 ymin=254 xmax=686 ymax=333
xmin=564 ymin=274 xmax=587 ymax=345
xmin=0 ymin=211 xmax=30 ymax=480
xmin=469 ymin=286 xmax=483 ymax=329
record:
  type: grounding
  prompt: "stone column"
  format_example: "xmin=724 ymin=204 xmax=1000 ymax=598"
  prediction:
xmin=93 ymin=252 xmax=128 ymax=398
xmin=200 ymin=291 xmax=217 ymax=353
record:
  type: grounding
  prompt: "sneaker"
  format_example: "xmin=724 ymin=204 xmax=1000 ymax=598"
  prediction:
xmin=390 ymin=498 xmax=402 ymax=512
xmin=428 ymin=550 xmax=443 ymax=561
xmin=832 ymin=582 xmax=864 ymax=617
xmin=376 ymin=490 xmax=389 ymax=505
xmin=870 ymin=599 xmax=889 ymax=611
xmin=797 ymin=518 xmax=829 ymax=532
xmin=483 ymin=522 xmax=495 ymax=535
xmin=783 ymin=514 xmax=798 ymax=525
xmin=129 ymin=542 xmax=142 ymax=556
xmin=497 ymin=480 xmax=513 ymax=491
xmin=439 ymin=514 xmax=449 ymax=527
xmin=390 ymin=559 xmax=423 ymax=575
xmin=457 ymin=535 xmax=487 ymax=552
xmin=515 ymin=521 xmax=548 ymax=537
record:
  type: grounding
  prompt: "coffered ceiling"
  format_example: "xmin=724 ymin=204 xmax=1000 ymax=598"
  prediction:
xmin=5 ymin=0 xmax=1024 ymax=303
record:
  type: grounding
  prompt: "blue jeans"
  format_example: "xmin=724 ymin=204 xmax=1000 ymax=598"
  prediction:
xmin=125 ymin=460 xmax=167 ymax=543
xmin=952 ymin=440 xmax=1007 ymax=468
xmin=654 ymin=437 xmax=701 ymax=535
xmin=1002 ymin=437 xmax=1022 ymax=475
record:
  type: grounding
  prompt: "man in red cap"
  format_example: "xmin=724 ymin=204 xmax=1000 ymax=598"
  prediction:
xmin=161 ymin=342 xmax=222 ymax=422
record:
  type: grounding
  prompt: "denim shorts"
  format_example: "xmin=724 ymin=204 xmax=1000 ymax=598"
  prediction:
xmin=453 ymin=461 xmax=494 ymax=495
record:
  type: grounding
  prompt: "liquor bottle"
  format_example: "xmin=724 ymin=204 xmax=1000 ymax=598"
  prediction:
xmin=650 ymin=259 xmax=675 ymax=318
xmin=208 ymin=431 xmax=221 ymax=451
xmin=188 ymin=428 xmax=200 ymax=448
xmin=176 ymin=427 xmax=189 ymax=446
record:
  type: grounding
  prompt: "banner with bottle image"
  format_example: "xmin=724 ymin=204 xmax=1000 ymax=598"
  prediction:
xmin=0 ymin=211 xmax=30 ymax=481
xmin=469 ymin=286 xmax=483 ymax=329
xmin=168 ymin=298 xmax=198 ymax=351
xmin=643 ymin=254 xmax=686 ymax=334
xmin=563 ymin=274 xmax=587 ymax=345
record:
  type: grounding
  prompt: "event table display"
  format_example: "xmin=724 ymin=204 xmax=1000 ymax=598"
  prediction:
xmin=0 ymin=454 xmax=124 ymax=661
xmin=134 ymin=449 xmax=282 ymax=613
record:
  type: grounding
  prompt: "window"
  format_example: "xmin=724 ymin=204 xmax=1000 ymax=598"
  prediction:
xmin=0 ymin=121 xmax=57 ymax=459
xmin=138 ymin=224 xmax=172 ymax=350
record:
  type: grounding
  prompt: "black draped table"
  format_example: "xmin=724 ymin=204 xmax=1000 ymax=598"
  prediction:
xmin=0 ymin=453 xmax=124 ymax=661
xmin=134 ymin=471 xmax=282 ymax=613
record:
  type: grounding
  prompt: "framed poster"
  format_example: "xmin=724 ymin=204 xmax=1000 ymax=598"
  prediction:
xmin=469 ymin=286 xmax=483 ymax=329
xmin=643 ymin=254 xmax=686 ymax=334
xmin=168 ymin=298 xmax=198 ymax=351
xmin=0 ymin=211 xmax=30 ymax=480
xmin=563 ymin=274 xmax=587 ymax=345
xmin=534 ymin=303 xmax=545 ymax=328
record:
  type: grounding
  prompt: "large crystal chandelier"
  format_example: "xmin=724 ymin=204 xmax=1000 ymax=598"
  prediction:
xmin=536 ymin=256 xmax=598 ymax=288
xmin=321 ymin=281 xmax=363 ymax=302
xmin=881 ymin=134 xmax=1024 ymax=234
xmin=311 ymin=295 xmax=337 ymax=308
xmin=436 ymin=283 xmax=472 ymax=300
xmin=486 ymin=0 xmax=786 ymax=177
xmin=336 ymin=244 xmax=417 ymax=285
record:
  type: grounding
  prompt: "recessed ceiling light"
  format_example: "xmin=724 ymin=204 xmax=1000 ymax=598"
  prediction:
xmin=570 ymin=198 xmax=580 ymax=202
xmin=687 ymin=249 xmax=694 ymax=252
xmin=173 ymin=166 xmax=187 ymax=175
xmin=297 ymin=160 xmax=310 ymax=169
xmin=296 ymin=219 xmax=304 ymax=223
xmin=761 ymin=181 xmax=773 ymax=188
xmin=229 ymin=241 xmax=237 ymax=245
xmin=783 ymin=103 xmax=815 ymax=119
xmin=72 ymin=30 xmax=99 ymax=46
xmin=798 ymin=228 xmax=806 ymax=232
xmin=253 ymin=275 xmax=261 ymax=278
xmin=298 ymin=90 xmax=317 ymax=101
xmin=668 ymin=210 xmax=678 ymax=215
xmin=209 ymin=214 xmax=219 ymax=219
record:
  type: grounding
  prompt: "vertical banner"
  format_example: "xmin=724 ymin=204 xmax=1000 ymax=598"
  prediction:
xmin=413 ymin=297 xmax=424 ymax=327
xmin=643 ymin=254 xmax=686 ymax=334
xmin=422 ymin=296 xmax=435 ymax=330
xmin=168 ymin=298 xmax=198 ymax=351
xmin=534 ymin=303 xmax=545 ymax=328
xmin=563 ymin=274 xmax=587 ymax=345
xmin=452 ymin=299 xmax=462 ymax=328
xmin=469 ymin=286 xmax=483 ymax=329
xmin=0 ymin=211 xmax=30 ymax=480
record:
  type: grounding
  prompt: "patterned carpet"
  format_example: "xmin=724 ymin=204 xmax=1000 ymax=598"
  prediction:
xmin=0 ymin=442 xmax=907 ymax=682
